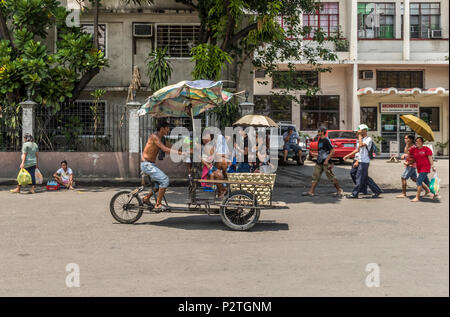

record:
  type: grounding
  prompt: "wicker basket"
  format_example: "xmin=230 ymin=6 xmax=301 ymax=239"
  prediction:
xmin=227 ymin=173 xmax=276 ymax=206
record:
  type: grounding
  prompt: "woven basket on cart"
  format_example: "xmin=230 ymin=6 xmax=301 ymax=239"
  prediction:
xmin=227 ymin=173 xmax=276 ymax=206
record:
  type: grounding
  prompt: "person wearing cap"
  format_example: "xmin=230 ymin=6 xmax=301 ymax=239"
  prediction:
xmin=282 ymin=126 xmax=303 ymax=165
xmin=11 ymin=133 xmax=39 ymax=194
xmin=140 ymin=119 xmax=189 ymax=210
xmin=344 ymin=124 xmax=382 ymax=199
xmin=344 ymin=125 xmax=382 ymax=196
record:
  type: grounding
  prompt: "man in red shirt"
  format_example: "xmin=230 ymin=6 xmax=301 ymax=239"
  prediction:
xmin=408 ymin=137 xmax=437 ymax=202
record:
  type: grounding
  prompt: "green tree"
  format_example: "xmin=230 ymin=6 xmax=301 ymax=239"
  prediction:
xmin=0 ymin=0 xmax=108 ymax=110
xmin=146 ymin=47 xmax=173 ymax=93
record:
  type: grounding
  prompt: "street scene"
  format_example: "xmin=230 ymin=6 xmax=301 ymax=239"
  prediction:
xmin=0 ymin=0 xmax=449 ymax=300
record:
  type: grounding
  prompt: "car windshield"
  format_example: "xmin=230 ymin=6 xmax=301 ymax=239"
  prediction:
xmin=328 ymin=131 xmax=356 ymax=139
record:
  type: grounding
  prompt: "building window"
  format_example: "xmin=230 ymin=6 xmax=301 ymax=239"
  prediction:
xmin=361 ymin=107 xmax=378 ymax=131
xmin=420 ymin=107 xmax=439 ymax=131
xmin=358 ymin=3 xmax=395 ymax=39
xmin=272 ymin=71 xmax=319 ymax=89
xmin=376 ymin=71 xmax=423 ymax=89
xmin=300 ymin=95 xmax=339 ymax=130
xmin=410 ymin=3 xmax=440 ymax=39
xmin=302 ymin=2 xmax=339 ymax=39
xmin=80 ymin=24 xmax=107 ymax=56
xmin=254 ymin=95 xmax=292 ymax=122
xmin=156 ymin=25 xmax=200 ymax=58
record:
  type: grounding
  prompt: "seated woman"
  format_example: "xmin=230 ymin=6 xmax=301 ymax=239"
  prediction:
xmin=201 ymin=135 xmax=226 ymax=199
xmin=53 ymin=160 xmax=75 ymax=189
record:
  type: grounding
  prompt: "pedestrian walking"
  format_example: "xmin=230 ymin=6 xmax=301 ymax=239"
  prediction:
xmin=345 ymin=124 xmax=382 ymax=199
xmin=10 ymin=133 xmax=39 ymax=194
xmin=396 ymin=134 xmax=431 ymax=198
xmin=302 ymin=126 xmax=343 ymax=197
xmin=409 ymin=137 xmax=437 ymax=202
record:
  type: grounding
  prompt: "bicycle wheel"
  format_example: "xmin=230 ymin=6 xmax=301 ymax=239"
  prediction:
xmin=220 ymin=190 xmax=260 ymax=231
xmin=109 ymin=190 xmax=143 ymax=224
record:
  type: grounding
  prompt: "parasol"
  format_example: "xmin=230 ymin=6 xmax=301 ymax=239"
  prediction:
xmin=233 ymin=114 xmax=278 ymax=128
xmin=400 ymin=114 xmax=435 ymax=141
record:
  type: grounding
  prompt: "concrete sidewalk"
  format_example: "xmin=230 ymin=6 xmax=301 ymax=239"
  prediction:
xmin=1 ymin=158 xmax=447 ymax=190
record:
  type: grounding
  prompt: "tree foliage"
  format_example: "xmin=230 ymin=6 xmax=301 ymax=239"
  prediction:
xmin=146 ymin=47 xmax=173 ymax=93
xmin=175 ymin=0 xmax=338 ymax=96
xmin=0 ymin=0 xmax=108 ymax=111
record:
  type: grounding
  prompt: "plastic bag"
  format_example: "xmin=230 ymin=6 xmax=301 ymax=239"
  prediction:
xmin=429 ymin=172 xmax=440 ymax=195
xmin=17 ymin=168 xmax=32 ymax=186
xmin=35 ymin=168 xmax=44 ymax=185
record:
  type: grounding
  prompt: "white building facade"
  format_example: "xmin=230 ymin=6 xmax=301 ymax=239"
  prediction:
xmin=253 ymin=0 xmax=449 ymax=154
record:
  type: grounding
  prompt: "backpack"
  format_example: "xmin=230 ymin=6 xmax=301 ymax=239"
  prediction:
xmin=368 ymin=141 xmax=378 ymax=160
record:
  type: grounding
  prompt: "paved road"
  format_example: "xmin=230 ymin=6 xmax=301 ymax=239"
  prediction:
xmin=0 ymin=179 xmax=448 ymax=296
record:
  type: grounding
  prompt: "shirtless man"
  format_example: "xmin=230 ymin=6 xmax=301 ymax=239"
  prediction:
xmin=141 ymin=120 xmax=188 ymax=210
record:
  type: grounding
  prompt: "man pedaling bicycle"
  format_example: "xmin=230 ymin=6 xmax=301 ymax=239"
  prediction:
xmin=141 ymin=119 xmax=188 ymax=211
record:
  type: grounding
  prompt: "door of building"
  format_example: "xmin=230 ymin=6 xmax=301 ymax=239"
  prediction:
xmin=380 ymin=113 xmax=416 ymax=153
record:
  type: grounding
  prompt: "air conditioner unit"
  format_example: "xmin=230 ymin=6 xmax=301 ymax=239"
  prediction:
xmin=360 ymin=70 xmax=373 ymax=80
xmin=133 ymin=23 xmax=153 ymax=37
xmin=431 ymin=29 xmax=442 ymax=38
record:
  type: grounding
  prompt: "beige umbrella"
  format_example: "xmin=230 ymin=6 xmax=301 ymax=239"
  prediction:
xmin=233 ymin=114 xmax=277 ymax=127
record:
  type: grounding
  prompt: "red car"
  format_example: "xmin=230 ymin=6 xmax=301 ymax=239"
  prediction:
xmin=307 ymin=130 xmax=357 ymax=162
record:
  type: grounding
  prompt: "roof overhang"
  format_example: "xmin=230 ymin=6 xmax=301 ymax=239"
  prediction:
xmin=357 ymin=87 xmax=449 ymax=96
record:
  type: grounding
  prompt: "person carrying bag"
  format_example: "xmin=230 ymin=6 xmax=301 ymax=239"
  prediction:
xmin=10 ymin=133 xmax=39 ymax=194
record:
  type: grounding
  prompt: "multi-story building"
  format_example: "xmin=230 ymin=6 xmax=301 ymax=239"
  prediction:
xmin=253 ymin=0 xmax=449 ymax=155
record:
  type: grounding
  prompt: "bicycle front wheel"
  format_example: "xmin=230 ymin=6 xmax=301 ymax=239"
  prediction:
xmin=109 ymin=190 xmax=143 ymax=224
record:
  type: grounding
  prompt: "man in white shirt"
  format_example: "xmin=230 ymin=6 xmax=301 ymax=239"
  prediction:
xmin=53 ymin=160 xmax=75 ymax=189
xmin=344 ymin=124 xmax=382 ymax=198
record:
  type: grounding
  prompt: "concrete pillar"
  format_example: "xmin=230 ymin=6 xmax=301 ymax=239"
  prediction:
xmin=127 ymin=101 xmax=141 ymax=178
xmin=20 ymin=99 xmax=36 ymax=144
xmin=403 ymin=0 xmax=410 ymax=60
xmin=395 ymin=1 xmax=402 ymax=39
xmin=349 ymin=0 xmax=358 ymax=61
xmin=351 ymin=63 xmax=360 ymax=130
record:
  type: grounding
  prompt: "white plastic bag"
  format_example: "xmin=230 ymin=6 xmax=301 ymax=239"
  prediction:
xmin=35 ymin=168 xmax=44 ymax=185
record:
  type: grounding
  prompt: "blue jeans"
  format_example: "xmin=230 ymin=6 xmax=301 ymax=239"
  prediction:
xmin=416 ymin=172 xmax=430 ymax=187
xmin=140 ymin=162 xmax=169 ymax=188
xmin=284 ymin=143 xmax=301 ymax=152
xmin=352 ymin=162 xmax=382 ymax=196
xmin=401 ymin=166 xmax=417 ymax=180
xmin=24 ymin=165 xmax=36 ymax=185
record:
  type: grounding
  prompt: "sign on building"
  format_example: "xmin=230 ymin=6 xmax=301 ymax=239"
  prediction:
xmin=389 ymin=140 xmax=399 ymax=162
xmin=380 ymin=103 xmax=419 ymax=113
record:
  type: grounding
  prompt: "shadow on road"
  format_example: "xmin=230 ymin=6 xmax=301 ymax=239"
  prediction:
xmin=130 ymin=215 xmax=289 ymax=232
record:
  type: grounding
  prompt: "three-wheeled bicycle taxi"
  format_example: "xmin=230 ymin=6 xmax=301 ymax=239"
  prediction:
xmin=109 ymin=167 xmax=286 ymax=231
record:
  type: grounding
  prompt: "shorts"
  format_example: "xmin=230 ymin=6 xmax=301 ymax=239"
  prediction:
xmin=208 ymin=166 xmax=218 ymax=176
xmin=416 ymin=172 xmax=430 ymax=187
xmin=312 ymin=163 xmax=336 ymax=183
xmin=284 ymin=143 xmax=301 ymax=152
xmin=401 ymin=166 xmax=417 ymax=180
xmin=140 ymin=162 xmax=169 ymax=188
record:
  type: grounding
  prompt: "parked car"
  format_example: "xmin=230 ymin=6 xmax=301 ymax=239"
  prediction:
xmin=308 ymin=130 xmax=357 ymax=162
xmin=271 ymin=122 xmax=309 ymax=163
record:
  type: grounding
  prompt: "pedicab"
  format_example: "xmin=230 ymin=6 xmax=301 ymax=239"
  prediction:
xmin=109 ymin=81 xmax=286 ymax=231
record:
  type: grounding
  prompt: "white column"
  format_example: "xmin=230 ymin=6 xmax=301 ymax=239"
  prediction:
xmin=352 ymin=63 xmax=360 ymax=130
xmin=127 ymin=101 xmax=141 ymax=178
xmin=20 ymin=100 xmax=36 ymax=143
xmin=395 ymin=1 xmax=402 ymax=39
xmin=349 ymin=0 xmax=358 ymax=61
xmin=403 ymin=0 xmax=410 ymax=60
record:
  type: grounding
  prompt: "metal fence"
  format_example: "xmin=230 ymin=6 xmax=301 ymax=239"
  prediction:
xmin=0 ymin=104 xmax=22 ymax=152
xmin=34 ymin=101 xmax=128 ymax=152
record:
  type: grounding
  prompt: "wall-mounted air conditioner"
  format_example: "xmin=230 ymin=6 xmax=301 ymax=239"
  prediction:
xmin=133 ymin=23 xmax=153 ymax=37
xmin=431 ymin=30 xmax=442 ymax=38
xmin=360 ymin=70 xmax=373 ymax=80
